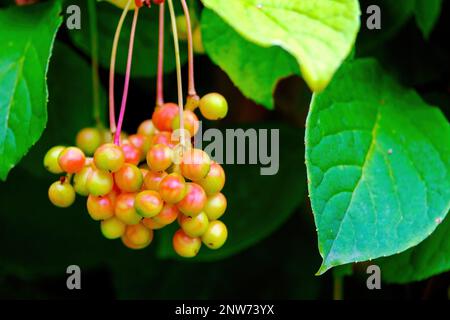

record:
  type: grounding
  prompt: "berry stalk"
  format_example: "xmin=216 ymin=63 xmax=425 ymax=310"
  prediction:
xmin=180 ymin=0 xmax=197 ymax=99
xmin=156 ymin=2 xmax=165 ymax=108
xmin=114 ymin=6 xmax=140 ymax=145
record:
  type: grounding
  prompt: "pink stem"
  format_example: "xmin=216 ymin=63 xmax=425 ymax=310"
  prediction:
xmin=114 ymin=7 xmax=140 ymax=145
xmin=180 ymin=0 xmax=196 ymax=97
xmin=156 ymin=3 xmax=165 ymax=108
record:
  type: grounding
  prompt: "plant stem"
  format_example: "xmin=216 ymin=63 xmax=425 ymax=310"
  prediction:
xmin=156 ymin=2 xmax=165 ymax=108
xmin=87 ymin=0 xmax=101 ymax=128
xmin=333 ymin=273 xmax=344 ymax=300
xmin=109 ymin=0 xmax=132 ymax=134
xmin=180 ymin=0 xmax=196 ymax=98
xmin=167 ymin=0 xmax=185 ymax=146
xmin=114 ymin=7 xmax=140 ymax=145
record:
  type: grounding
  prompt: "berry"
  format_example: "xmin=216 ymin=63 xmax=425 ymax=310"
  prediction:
xmin=121 ymin=142 xmax=141 ymax=165
xmin=137 ymin=119 xmax=157 ymax=136
xmin=180 ymin=149 xmax=211 ymax=181
xmin=172 ymin=110 xmax=200 ymax=137
xmin=114 ymin=163 xmax=143 ymax=192
xmin=143 ymin=170 xmax=168 ymax=191
xmin=101 ymin=217 xmax=126 ymax=240
xmin=197 ymin=162 xmax=225 ymax=195
xmin=193 ymin=26 xmax=205 ymax=54
xmin=87 ymin=193 xmax=115 ymax=221
xmin=204 ymin=193 xmax=227 ymax=221
xmin=73 ymin=165 xmax=94 ymax=196
xmin=87 ymin=168 xmax=114 ymax=196
xmin=94 ymin=143 xmax=125 ymax=173
xmin=151 ymin=131 xmax=177 ymax=148
xmin=152 ymin=103 xmax=179 ymax=132
xmin=159 ymin=173 xmax=187 ymax=204
xmin=177 ymin=183 xmax=207 ymax=216
xmin=134 ymin=190 xmax=163 ymax=218
xmin=58 ymin=147 xmax=86 ymax=173
xmin=142 ymin=217 xmax=166 ymax=230
xmin=202 ymin=220 xmax=227 ymax=250
xmin=123 ymin=223 xmax=153 ymax=248
xmin=115 ymin=193 xmax=142 ymax=225
xmin=152 ymin=203 xmax=179 ymax=225
xmin=147 ymin=144 xmax=173 ymax=172
xmin=172 ymin=229 xmax=201 ymax=258
xmin=48 ymin=179 xmax=76 ymax=208
xmin=128 ymin=134 xmax=151 ymax=161
xmin=76 ymin=127 xmax=102 ymax=155
xmin=43 ymin=146 xmax=65 ymax=174
xmin=179 ymin=212 xmax=209 ymax=237
xmin=199 ymin=93 xmax=228 ymax=120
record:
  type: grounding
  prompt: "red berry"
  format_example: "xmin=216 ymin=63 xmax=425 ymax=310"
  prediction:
xmin=199 ymin=93 xmax=228 ymax=120
xmin=48 ymin=179 xmax=76 ymax=208
xmin=87 ymin=168 xmax=114 ymax=196
xmin=151 ymin=131 xmax=177 ymax=148
xmin=147 ymin=144 xmax=173 ymax=172
xmin=172 ymin=229 xmax=201 ymax=258
xmin=44 ymin=146 xmax=65 ymax=174
xmin=152 ymin=102 xmax=179 ymax=132
xmin=114 ymin=163 xmax=143 ymax=192
xmin=204 ymin=192 xmax=227 ymax=220
xmin=197 ymin=162 xmax=225 ymax=195
xmin=128 ymin=134 xmax=151 ymax=161
xmin=76 ymin=127 xmax=102 ymax=155
xmin=142 ymin=217 xmax=166 ymax=230
xmin=58 ymin=147 xmax=86 ymax=173
xmin=172 ymin=110 xmax=200 ymax=137
xmin=121 ymin=142 xmax=141 ymax=165
xmin=177 ymin=183 xmax=207 ymax=217
xmin=134 ymin=190 xmax=163 ymax=218
xmin=159 ymin=173 xmax=187 ymax=204
xmin=87 ymin=193 xmax=116 ymax=221
xmin=94 ymin=143 xmax=125 ymax=173
xmin=152 ymin=203 xmax=179 ymax=225
xmin=143 ymin=170 xmax=168 ymax=190
xmin=179 ymin=212 xmax=209 ymax=237
xmin=180 ymin=149 xmax=211 ymax=181
xmin=115 ymin=192 xmax=142 ymax=225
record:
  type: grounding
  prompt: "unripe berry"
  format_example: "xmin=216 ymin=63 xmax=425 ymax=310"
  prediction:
xmin=197 ymin=162 xmax=225 ymax=195
xmin=123 ymin=223 xmax=153 ymax=248
xmin=48 ymin=179 xmax=76 ymax=208
xmin=199 ymin=93 xmax=228 ymax=120
xmin=134 ymin=190 xmax=163 ymax=218
xmin=73 ymin=165 xmax=94 ymax=196
xmin=202 ymin=220 xmax=228 ymax=249
xmin=94 ymin=143 xmax=125 ymax=173
xmin=179 ymin=212 xmax=209 ymax=237
xmin=76 ymin=127 xmax=102 ymax=155
xmin=177 ymin=183 xmax=207 ymax=217
xmin=143 ymin=170 xmax=167 ymax=191
xmin=172 ymin=229 xmax=202 ymax=258
xmin=87 ymin=193 xmax=115 ymax=221
xmin=147 ymin=144 xmax=173 ymax=172
xmin=152 ymin=203 xmax=179 ymax=225
xmin=87 ymin=168 xmax=114 ymax=196
xmin=114 ymin=163 xmax=143 ymax=192
xmin=43 ymin=146 xmax=65 ymax=174
xmin=172 ymin=110 xmax=200 ymax=137
xmin=142 ymin=217 xmax=166 ymax=230
xmin=152 ymin=102 xmax=179 ymax=132
xmin=137 ymin=119 xmax=157 ymax=136
xmin=159 ymin=173 xmax=187 ymax=204
xmin=180 ymin=149 xmax=211 ymax=181
xmin=101 ymin=217 xmax=126 ymax=240
xmin=115 ymin=193 xmax=142 ymax=225
xmin=128 ymin=134 xmax=151 ymax=161
xmin=121 ymin=142 xmax=141 ymax=165
xmin=58 ymin=147 xmax=86 ymax=173
xmin=204 ymin=193 xmax=227 ymax=221
xmin=193 ymin=26 xmax=205 ymax=54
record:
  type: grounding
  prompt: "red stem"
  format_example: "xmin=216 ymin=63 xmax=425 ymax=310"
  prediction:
xmin=114 ymin=7 xmax=140 ymax=145
xmin=180 ymin=0 xmax=196 ymax=97
xmin=156 ymin=3 xmax=165 ymax=108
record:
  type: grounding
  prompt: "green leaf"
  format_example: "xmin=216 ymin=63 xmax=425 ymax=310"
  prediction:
xmin=305 ymin=58 xmax=450 ymax=274
xmin=378 ymin=214 xmax=450 ymax=284
xmin=201 ymin=9 xmax=299 ymax=109
xmin=19 ymin=42 xmax=106 ymax=178
xmin=157 ymin=123 xmax=306 ymax=261
xmin=69 ymin=1 xmax=187 ymax=77
xmin=414 ymin=0 xmax=442 ymax=38
xmin=0 ymin=1 xmax=63 ymax=181
xmin=200 ymin=0 xmax=360 ymax=92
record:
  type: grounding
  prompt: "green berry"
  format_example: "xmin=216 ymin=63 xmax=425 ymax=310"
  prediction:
xmin=199 ymin=93 xmax=228 ymax=120
xmin=76 ymin=127 xmax=102 ymax=155
xmin=87 ymin=168 xmax=114 ymax=196
xmin=101 ymin=217 xmax=126 ymax=240
xmin=134 ymin=190 xmax=163 ymax=218
xmin=73 ymin=165 xmax=94 ymax=196
xmin=204 ymin=193 xmax=227 ymax=221
xmin=43 ymin=146 xmax=65 ymax=174
xmin=197 ymin=162 xmax=225 ymax=195
xmin=94 ymin=143 xmax=125 ymax=173
xmin=48 ymin=179 xmax=76 ymax=208
xmin=179 ymin=212 xmax=209 ymax=237
xmin=202 ymin=220 xmax=227 ymax=249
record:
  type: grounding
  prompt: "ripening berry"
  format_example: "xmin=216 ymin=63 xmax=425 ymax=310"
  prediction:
xmin=153 ymin=0 xmax=165 ymax=5
xmin=204 ymin=192 xmax=227 ymax=221
xmin=193 ymin=26 xmax=205 ymax=54
xmin=179 ymin=212 xmax=209 ymax=238
xmin=137 ymin=119 xmax=157 ymax=137
xmin=94 ymin=143 xmax=125 ymax=173
xmin=180 ymin=149 xmax=211 ymax=181
xmin=87 ymin=193 xmax=115 ymax=221
xmin=128 ymin=134 xmax=151 ymax=161
xmin=177 ymin=183 xmax=207 ymax=217
xmin=152 ymin=102 xmax=179 ymax=132
xmin=142 ymin=217 xmax=166 ymax=230
xmin=101 ymin=217 xmax=126 ymax=240
xmin=172 ymin=229 xmax=202 ymax=258
xmin=123 ymin=223 xmax=154 ymax=248
xmin=151 ymin=131 xmax=177 ymax=148
xmin=197 ymin=162 xmax=225 ymax=195
xmin=114 ymin=163 xmax=143 ymax=192
xmin=121 ymin=142 xmax=141 ymax=165
xmin=143 ymin=170 xmax=168 ymax=191
xmin=87 ymin=168 xmax=114 ymax=196
xmin=48 ymin=179 xmax=76 ymax=208
xmin=159 ymin=173 xmax=187 ymax=204
xmin=76 ymin=127 xmax=102 ymax=155
xmin=202 ymin=220 xmax=228 ymax=250
xmin=147 ymin=144 xmax=173 ymax=172
xmin=134 ymin=190 xmax=163 ymax=218
xmin=172 ymin=110 xmax=200 ymax=137
xmin=44 ymin=146 xmax=65 ymax=174
xmin=199 ymin=93 xmax=228 ymax=120
xmin=73 ymin=165 xmax=94 ymax=196
xmin=115 ymin=193 xmax=142 ymax=225
xmin=58 ymin=147 xmax=86 ymax=173
xmin=152 ymin=203 xmax=179 ymax=225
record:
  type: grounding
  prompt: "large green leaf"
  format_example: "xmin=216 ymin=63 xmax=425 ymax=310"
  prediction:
xmin=157 ymin=123 xmax=306 ymax=261
xmin=414 ymin=0 xmax=442 ymax=38
xmin=0 ymin=1 xmax=62 ymax=181
xmin=305 ymin=59 xmax=450 ymax=274
xmin=201 ymin=9 xmax=299 ymax=109
xmin=201 ymin=0 xmax=360 ymax=92
xmin=69 ymin=1 xmax=187 ymax=77
xmin=378 ymin=214 xmax=450 ymax=284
